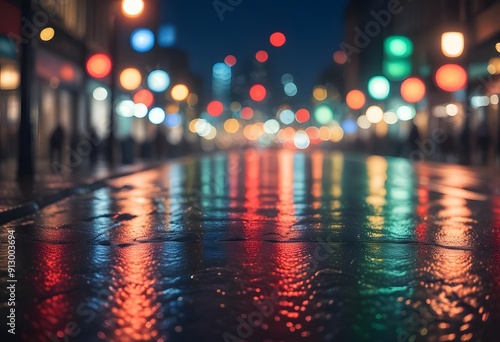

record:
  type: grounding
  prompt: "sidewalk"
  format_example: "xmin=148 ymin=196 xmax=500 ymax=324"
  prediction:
xmin=0 ymin=158 xmax=160 ymax=225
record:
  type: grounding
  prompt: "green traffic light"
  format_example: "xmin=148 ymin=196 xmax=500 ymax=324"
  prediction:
xmin=384 ymin=36 xmax=413 ymax=58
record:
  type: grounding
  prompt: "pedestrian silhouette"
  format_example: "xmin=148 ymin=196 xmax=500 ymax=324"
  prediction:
xmin=49 ymin=125 xmax=65 ymax=163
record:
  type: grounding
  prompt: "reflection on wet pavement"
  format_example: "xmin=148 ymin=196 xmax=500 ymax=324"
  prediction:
xmin=2 ymin=150 xmax=500 ymax=341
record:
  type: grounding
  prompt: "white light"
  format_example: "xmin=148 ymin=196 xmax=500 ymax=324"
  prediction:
xmin=284 ymin=83 xmax=298 ymax=97
xmin=264 ymin=119 xmax=280 ymax=134
xmin=294 ymin=131 xmax=310 ymax=149
xmin=397 ymin=105 xmax=416 ymax=121
xmin=204 ymin=126 xmax=217 ymax=140
xmin=491 ymin=94 xmax=499 ymax=105
xmin=279 ymin=109 xmax=295 ymax=125
xmin=116 ymin=100 xmax=135 ymax=117
xmin=366 ymin=105 xmax=384 ymax=123
xmin=147 ymin=70 xmax=170 ymax=92
xmin=441 ymin=32 xmax=464 ymax=58
xmin=122 ymin=0 xmax=144 ymax=17
xmin=134 ymin=103 xmax=148 ymax=118
xmin=357 ymin=115 xmax=371 ymax=129
xmin=471 ymin=96 xmax=490 ymax=108
xmin=383 ymin=111 xmax=398 ymax=125
xmin=446 ymin=104 xmax=458 ymax=117
xmin=92 ymin=87 xmax=108 ymax=101
xmin=148 ymin=107 xmax=166 ymax=124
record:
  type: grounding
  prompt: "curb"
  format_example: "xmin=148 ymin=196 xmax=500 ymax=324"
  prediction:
xmin=0 ymin=163 xmax=161 ymax=226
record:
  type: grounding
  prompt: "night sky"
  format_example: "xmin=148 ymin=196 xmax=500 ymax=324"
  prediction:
xmin=161 ymin=0 xmax=350 ymax=102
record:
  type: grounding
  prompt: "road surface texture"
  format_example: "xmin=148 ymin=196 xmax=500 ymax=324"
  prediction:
xmin=2 ymin=149 xmax=500 ymax=342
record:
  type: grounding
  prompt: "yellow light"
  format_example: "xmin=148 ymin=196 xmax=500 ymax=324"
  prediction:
xmin=312 ymin=86 xmax=328 ymax=101
xmin=496 ymin=43 xmax=500 ymax=53
xmin=122 ymin=0 xmax=144 ymax=17
xmin=488 ymin=58 xmax=500 ymax=75
xmin=189 ymin=119 xmax=199 ymax=133
xmin=491 ymin=94 xmax=499 ymax=105
xmin=224 ymin=118 xmax=240 ymax=134
xmin=0 ymin=65 xmax=20 ymax=90
xmin=330 ymin=126 xmax=344 ymax=142
xmin=166 ymin=103 xmax=179 ymax=114
xmin=119 ymin=68 xmax=141 ymax=91
xmin=441 ymin=32 xmax=464 ymax=58
xmin=171 ymin=84 xmax=189 ymax=101
xmin=319 ymin=126 xmax=331 ymax=141
xmin=40 ymin=27 xmax=55 ymax=41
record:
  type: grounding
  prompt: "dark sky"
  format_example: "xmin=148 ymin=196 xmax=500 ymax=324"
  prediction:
xmin=161 ymin=0 xmax=350 ymax=102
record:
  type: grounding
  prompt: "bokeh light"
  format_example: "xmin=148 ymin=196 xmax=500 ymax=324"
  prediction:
xmin=133 ymin=89 xmax=154 ymax=108
xmin=357 ymin=115 xmax=371 ymax=129
xmin=92 ymin=87 xmax=108 ymax=101
xmin=397 ymin=105 xmax=416 ymax=121
xmin=187 ymin=94 xmax=199 ymax=107
xmin=333 ymin=50 xmax=348 ymax=64
xmin=384 ymin=36 xmax=413 ymax=58
xmin=241 ymin=107 xmax=254 ymax=120
xmin=346 ymin=89 xmax=366 ymax=110
xmin=134 ymin=103 xmax=148 ymax=118
xmin=270 ymin=32 xmax=286 ymax=47
xmin=207 ymin=100 xmax=224 ymax=116
xmin=224 ymin=118 xmax=240 ymax=133
xmin=130 ymin=28 xmax=155 ymax=53
xmin=116 ymin=100 xmax=135 ymax=117
xmin=119 ymin=68 xmax=142 ymax=91
xmin=314 ymin=105 xmax=334 ymax=125
xmin=441 ymin=32 xmax=464 ymax=58
xmin=147 ymin=70 xmax=170 ymax=92
xmin=264 ymin=119 xmax=280 ymax=134
xmin=250 ymin=84 xmax=267 ymax=102
xmin=366 ymin=106 xmax=384 ymax=123
xmin=401 ymin=77 xmax=426 ymax=103
xmin=148 ymin=107 xmax=166 ymax=124
xmin=171 ymin=84 xmax=189 ymax=101
xmin=368 ymin=76 xmax=390 ymax=100
xmin=312 ymin=86 xmax=328 ymax=101
xmin=383 ymin=111 xmax=398 ymax=125
xmin=281 ymin=73 xmax=293 ymax=84
xmin=224 ymin=55 xmax=237 ymax=67
xmin=330 ymin=126 xmax=344 ymax=142
xmin=40 ymin=27 xmax=55 ymax=41
xmin=279 ymin=109 xmax=295 ymax=125
xmin=284 ymin=83 xmax=298 ymax=97
xmin=294 ymin=131 xmax=310 ymax=149
xmin=256 ymin=50 xmax=269 ymax=63
xmin=122 ymin=0 xmax=144 ymax=17
xmin=435 ymin=64 xmax=467 ymax=92
xmin=165 ymin=113 xmax=182 ymax=127
xmin=341 ymin=119 xmax=357 ymax=134
xmin=295 ymin=108 xmax=310 ymax=123
xmin=86 ymin=53 xmax=112 ymax=79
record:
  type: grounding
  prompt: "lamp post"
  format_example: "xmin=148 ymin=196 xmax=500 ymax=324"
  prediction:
xmin=107 ymin=0 xmax=144 ymax=164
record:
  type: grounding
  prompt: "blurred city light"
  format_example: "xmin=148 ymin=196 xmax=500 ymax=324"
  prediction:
xmin=281 ymin=73 xmax=293 ymax=84
xmin=148 ymin=107 xmax=166 ymax=124
xmin=357 ymin=115 xmax=371 ymax=129
xmin=441 ymin=32 xmax=465 ymax=58
xmin=133 ymin=89 xmax=154 ymax=107
xmin=264 ymin=119 xmax=280 ymax=134
xmin=314 ymin=104 xmax=334 ymax=125
xmin=240 ymin=107 xmax=254 ymax=119
xmin=488 ymin=58 xmax=500 ymax=75
xmin=250 ymin=84 xmax=267 ymax=102
xmin=147 ymin=70 xmax=170 ymax=92
xmin=491 ymin=94 xmax=499 ymax=105
xmin=295 ymin=108 xmax=310 ymax=123
xmin=207 ymin=100 xmax=224 ymax=116
xmin=496 ymin=43 xmax=500 ymax=53
xmin=92 ymin=87 xmax=108 ymax=101
xmin=166 ymin=103 xmax=179 ymax=114
xmin=130 ymin=28 xmax=155 ymax=53
xmin=312 ymin=85 xmax=328 ymax=101
xmin=330 ymin=126 xmax=344 ymax=142
xmin=284 ymin=82 xmax=298 ymax=96
xmin=224 ymin=118 xmax=240 ymax=133
xmin=471 ymin=96 xmax=490 ymax=108
xmin=294 ymin=131 xmax=310 ymax=149
xmin=368 ymin=76 xmax=390 ymax=100
xmin=396 ymin=105 xmax=416 ymax=121
xmin=256 ymin=50 xmax=269 ymax=63
xmin=122 ymin=0 xmax=144 ymax=17
xmin=346 ymin=89 xmax=366 ymax=110
xmin=333 ymin=50 xmax=347 ymax=64
xmin=0 ymin=65 xmax=20 ymax=90
xmin=134 ymin=103 xmax=148 ymax=118
xmin=366 ymin=106 xmax=384 ymax=123
xmin=40 ymin=27 xmax=55 ymax=41
xmin=230 ymin=101 xmax=241 ymax=112
xmin=435 ymin=64 xmax=467 ymax=92
xmin=171 ymin=84 xmax=189 ymax=101
xmin=116 ymin=100 xmax=135 ymax=117
xmin=384 ymin=59 xmax=412 ymax=80
xmin=445 ymin=103 xmax=459 ymax=116
xmin=270 ymin=32 xmax=286 ymax=47
xmin=119 ymin=68 xmax=142 ymax=90
xmin=385 ymin=36 xmax=413 ymax=58
xmin=383 ymin=111 xmax=398 ymax=125
xmin=158 ymin=24 xmax=176 ymax=47
xmin=400 ymin=77 xmax=426 ymax=103
xmin=279 ymin=109 xmax=295 ymax=124
xmin=86 ymin=53 xmax=112 ymax=79
xmin=165 ymin=113 xmax=182 ymax=127
xmin=224 ymin=55 xmax=237 ymax=67
xmin=187 ymin=94 xmax=199 ymax=107
xmin=341 ymin=119 xmax=357 ymax=134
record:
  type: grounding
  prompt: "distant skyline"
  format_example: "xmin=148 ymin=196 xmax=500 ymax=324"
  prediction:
xmin=161 ymin=0 xmax=350 ymax=103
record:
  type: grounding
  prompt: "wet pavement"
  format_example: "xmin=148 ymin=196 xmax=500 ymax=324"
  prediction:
xmin=2 ymin=149 xmax=500 ymax=342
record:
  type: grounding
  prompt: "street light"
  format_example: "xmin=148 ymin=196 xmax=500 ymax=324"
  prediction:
xmin=441 ymin=32 xmax=465 ymax=58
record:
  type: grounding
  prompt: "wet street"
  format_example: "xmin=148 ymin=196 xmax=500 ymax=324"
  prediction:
xmin=2 ymin=149 xmax=500 ymax=342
